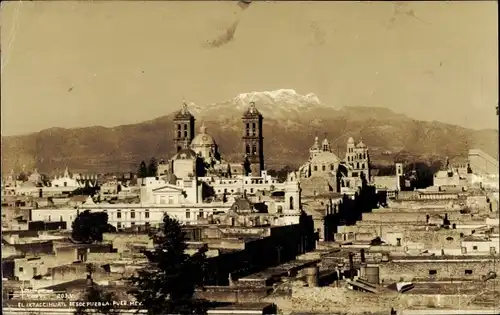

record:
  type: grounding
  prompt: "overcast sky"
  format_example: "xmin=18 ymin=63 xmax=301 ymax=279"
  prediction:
xmin=1 ymin=1 xmax=498 ymax=136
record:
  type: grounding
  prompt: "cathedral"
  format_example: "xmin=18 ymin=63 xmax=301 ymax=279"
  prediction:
xmin=158 ymin=101 xmax=265 ymax=179
xmin=298 ymin=136 xmax=370 ymax=196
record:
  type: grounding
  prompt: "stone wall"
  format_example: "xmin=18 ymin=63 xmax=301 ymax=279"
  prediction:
xmin=195 ymin=286 xmax=271 ymax=303
xmin=378 ymin=259 xmax=500 ymax=283
xmin=265 ymin=286 xmax=494 ymax=315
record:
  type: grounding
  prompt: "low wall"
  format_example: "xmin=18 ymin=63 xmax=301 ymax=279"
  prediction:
xmin=195 ymin=286 xmax=271 ymax=303
xmin=379 ymin=259 xmax=500 ymax=283
xmin=265 ymin=287 xmax=494 ymax=314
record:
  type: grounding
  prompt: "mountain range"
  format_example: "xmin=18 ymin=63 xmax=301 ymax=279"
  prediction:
xmin=1 ymin=89 xmax=498 ymax=175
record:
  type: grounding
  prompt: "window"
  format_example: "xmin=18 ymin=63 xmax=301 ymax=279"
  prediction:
xmin=429 ymin=270 xmax=437 ymax=275
xmin=186 ymin=210 xmax=191 ymax=219
xmin=130 ymin=210 xmax=135 ymax=219
xmin=184 ymin=131 xmax=188 ymax=137
xmin=177 ymin=124 xmax=181 ymax=130
xmin=330 ymin=165 xmax=334 ymax=171
xmin=145 ymin=222 xmax=150 ymax=228
xmin=64 ymin=182 xmax=67 ymax=187
xmin=184 ymin=124 xmax=187 ymax=130
xmin=160 ymin=196 xmax=166 ymax=204
xmin=131 ymin=222 xmax=135 ymax=226
xmin=168 ymin=196 xmax=174 ymax=204
xmin=396 ymin=238 xmax=401 ymax=246
xmin=48 ymin=215 xmax=51 ymax=221
xmin=245 ymin=145 xmax=250 ymax=154
xmin=145 ymin=210 xmax=150 ymax=219
xmin=250 ymin=188 xmax=254 ymax=193
xmin=117 ymin=210 xmax=121 ymax=219
xmin=465 ymin=270 xmax=473 ymax=275
xmin=199 ymin=210 xmax=204 ymax=218
xmin=252 ymin=145 xmax=257 ymax=155
xmin=352 ymin=172 xmax=358 ymax=177
xmin=117 ymin=222 xmax=122 ymax=229
xmin=289 ymin=196 xmax=294 ymax=210
xmin=59 ymin=215 xmax=63 ymax=221
xmin=33 ymin=267 xmax=37 ymax=276
xmin=322 ymin=165 xmax=326 ymax=171
xmin=473 ymin=246 xmax=478 ymax=250
xmin=313 ymin=165 xmax=318 ymax=171
xmin=19 ymin=267 xmax=23 ymax=272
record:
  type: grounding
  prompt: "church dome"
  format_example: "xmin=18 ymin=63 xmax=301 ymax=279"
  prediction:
xmin=242 ymin=102 xmax=262 ymax=118
xmin=356 ymin=140 xmax=367 ymax=148
xmin=310 ymin=136 xmax=320 ymax=151
xmin=230 ymin=197 xmax=254 ymax=213
xmin=174 ymin=101 xmax=194 ymax=120
xmin=347 ymin=137 xmax=355 ymax=144
xmin=174 ymin=148 xmax=197 ymax=160
xmin=191 ymin=124 xmax=216 ymax=147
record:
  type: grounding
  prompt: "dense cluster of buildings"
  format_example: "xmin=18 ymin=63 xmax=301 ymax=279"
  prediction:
xmin=2 ymin=101 xmax=500 ymax=315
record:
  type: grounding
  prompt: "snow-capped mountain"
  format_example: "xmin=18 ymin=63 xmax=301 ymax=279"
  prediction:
xmin=190 ymin=89 xmax=334 ymax=121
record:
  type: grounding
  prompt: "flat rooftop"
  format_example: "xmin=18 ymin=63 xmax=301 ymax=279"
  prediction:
xmin=239 ymin=259 xmax=320 ymax=281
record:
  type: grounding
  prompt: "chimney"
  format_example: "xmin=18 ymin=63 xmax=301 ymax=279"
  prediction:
xmin=348 ymin=252 xmax=355 ymax=280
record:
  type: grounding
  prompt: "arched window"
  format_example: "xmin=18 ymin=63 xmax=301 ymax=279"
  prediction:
xmin=245 ymin=145 xmax=250 ymax=154
xmin=177 ymin=124 xmax=181 ymax=130
xmin=322 ymin=165 xmax=326 ymax=171
xmin=183 ymin=124 xmax=188 ymax=130
xmin=289 ymin=196 xmax=294 ymax=210
xmin=313 ymin=165 xmax=318 ymax=171
xmin=184 ymin=131 xmax=188 ymax=137
xmin=252 ymin=145 xmax=257 ymax=155
xmin=330 ymin=164 xmax=334 ymax=171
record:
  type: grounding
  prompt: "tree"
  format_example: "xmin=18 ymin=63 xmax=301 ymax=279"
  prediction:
xmin=128 ymin=214 xmax=208 ymax=315
xmin=71 ymin=211 xmax=116 ymax=244
xmin=276 ymin=165 xmax=293 ymax=183
xmin=147 ymin=158 xmax=158 ymax=177
xmin=74 ymin=264 xmax=118 ymax=315
xmin=138 ymin=161 xmax=148 ymax=178
xmin=17 ymin=172 xmax=28 ymax=182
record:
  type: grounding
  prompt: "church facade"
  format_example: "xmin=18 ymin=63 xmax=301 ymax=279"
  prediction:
xmin=158 ymin=101 xmax=265 ymax=179
xmin=298 ymin=136 xmax=370 ymax=197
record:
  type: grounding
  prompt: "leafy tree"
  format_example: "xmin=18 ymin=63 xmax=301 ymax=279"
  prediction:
xmin=17 ymin=172 xmax=28 ymax=181
xmin=71 ymin=211 xmax=116 ymax=244
xmin=147 ymin=158 xmax=158 ymax=177
xmin=74 ymin=264 xmax=118 ymax=315
xmin=278 ymin=166 xmax=291 ymax=182
xmin=138 ymin=161 xmax=148 ymax=178
xmin=72 ymin=185 xmax=100 ymax=196
xmin=128 ymin=214 xmax=208 ymax=315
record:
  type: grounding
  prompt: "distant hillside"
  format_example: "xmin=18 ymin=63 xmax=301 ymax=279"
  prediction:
xmin=1 ymin=89 xmax=498 ymax=174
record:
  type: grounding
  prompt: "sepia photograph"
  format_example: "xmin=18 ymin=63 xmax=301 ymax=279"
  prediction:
xmin=1 ymin=1 xmax=499 ymax=314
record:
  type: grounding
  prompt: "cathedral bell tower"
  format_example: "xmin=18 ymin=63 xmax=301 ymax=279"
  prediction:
xmin=242 ymin=102 xmax=264 ymax=176
xmin=173 ymin=101 xmax=196 ymax=153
